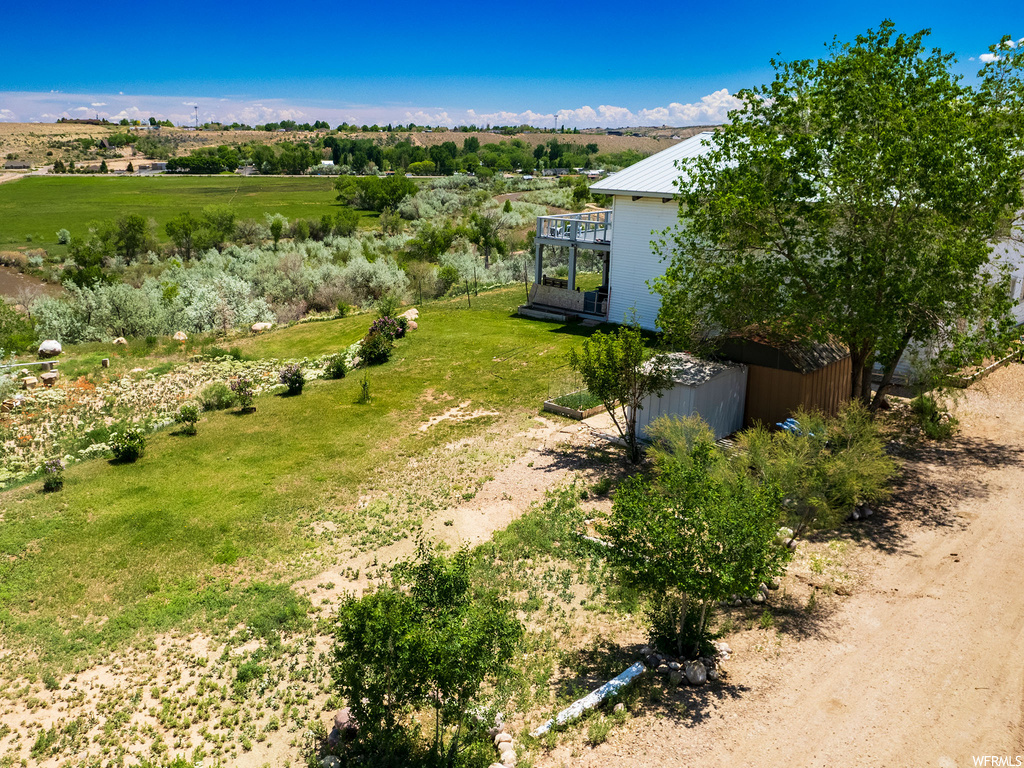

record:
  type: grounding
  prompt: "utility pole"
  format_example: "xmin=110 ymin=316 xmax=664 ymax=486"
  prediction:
xmin=194 ymin=105 xmax=199 ymax=130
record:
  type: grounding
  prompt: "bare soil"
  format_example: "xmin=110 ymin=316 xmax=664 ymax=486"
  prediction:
xmin=541 ymin=364 xmax=1024 ymax=768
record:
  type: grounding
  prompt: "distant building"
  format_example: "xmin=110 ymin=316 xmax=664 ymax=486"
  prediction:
xmin=4 ymin=159 xmax=31 ymax=170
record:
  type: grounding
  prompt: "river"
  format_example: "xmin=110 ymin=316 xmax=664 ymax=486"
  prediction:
xmin=0 ymin=266 xmax=62 ymax=302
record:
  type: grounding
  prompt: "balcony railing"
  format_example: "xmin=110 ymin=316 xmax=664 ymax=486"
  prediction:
xmin=536 ymin=210 xmax=611 ymax=245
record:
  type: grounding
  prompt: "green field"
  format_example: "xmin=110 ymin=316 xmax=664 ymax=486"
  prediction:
xmin=0 ymin=288 xmax=606 ymax=667
xmin=0 ymin=175 xmax=374 ymax=249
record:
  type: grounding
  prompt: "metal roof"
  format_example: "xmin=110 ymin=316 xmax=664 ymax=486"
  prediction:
xmin=589 ymin=132 xmax=716 ymax=197
xmin=660 ymin=352 xmax=746 ymax=386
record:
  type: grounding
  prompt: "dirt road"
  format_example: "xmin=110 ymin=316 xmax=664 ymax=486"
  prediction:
xmin=556 ymin=365 xmax=1024 ymax=768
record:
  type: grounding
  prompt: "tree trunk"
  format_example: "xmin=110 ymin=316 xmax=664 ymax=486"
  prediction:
xmin=870 ymin=330 xmax=913 ymax=412
xmin=693 ymin=601 xmax=708 ymax=657
xmin=677 ymin=593 xmax=689 ymax=658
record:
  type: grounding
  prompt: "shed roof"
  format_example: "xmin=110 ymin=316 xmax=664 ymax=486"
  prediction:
xmin=660 ymin=352 xmax=745 ymax=386
xmin=589 ymin=132 xmax=716 ymax=197
xmin=715 ymin=334 xmax=849 ymax=375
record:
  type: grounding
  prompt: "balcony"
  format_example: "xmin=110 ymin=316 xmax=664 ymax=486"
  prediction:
xmin=535 ymin=210 xmax=612 ymax=251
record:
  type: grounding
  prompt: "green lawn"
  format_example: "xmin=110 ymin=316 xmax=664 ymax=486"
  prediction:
xmin=0 ymin=288 xmax=610 ymax=667
xmin=0 ymin=176 xmax=376 ymax=249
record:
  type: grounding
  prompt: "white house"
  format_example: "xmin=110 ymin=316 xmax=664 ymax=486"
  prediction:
xmin=520 ymin=132 xmax=713 ymax=329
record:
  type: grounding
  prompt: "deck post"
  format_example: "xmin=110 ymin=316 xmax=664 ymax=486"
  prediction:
xmin=534 ymin=242 xmax=543 ymax=285
xmin=602 ymin=252 xmax=610 ymax=288
xmin=568 ymin=244 xmax=577 ymax=291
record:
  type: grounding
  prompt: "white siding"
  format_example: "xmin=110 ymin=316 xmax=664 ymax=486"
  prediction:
xmin=632 ymin=366 xmax=748 ymax=441
xmin=607 ymin=195 xmax=680 ymax=330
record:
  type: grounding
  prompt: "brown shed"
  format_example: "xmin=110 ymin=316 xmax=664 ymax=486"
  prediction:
xmin=715 ymin=335 xmax=851 ymax=428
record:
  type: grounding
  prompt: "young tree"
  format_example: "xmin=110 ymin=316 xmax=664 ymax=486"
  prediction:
xmin=334 ymin=542 xmax=522 ymax=767
xmin=655 ymin=22 xmax=1024 ymax=408
xmin=566 ymin=320 xmax=672 ymax=463
xmin=106 ymin=214 xmax=150 ymax=264
xmin=600 ymin=424 xmax=789 ymax=656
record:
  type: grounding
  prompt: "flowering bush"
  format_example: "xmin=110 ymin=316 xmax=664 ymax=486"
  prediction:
xmin=230 ymin=375 xmax=256 ymax=410
xmin=324 ymin=354 xmax=348 ymax=380
xmin=43 ymin=458 xmax=64 ymax=492
xmin=368 ymin=316 xmax=403 ymax=341
xmin=359 ymin=331 xmax=393 ymax=365
xmin=177 ymin=402 xmax=201 ymax=435
xmin=110 ymin=427 xmax=146 ymax=463
xmin=278 ymin=363 xmax=305 ymax=395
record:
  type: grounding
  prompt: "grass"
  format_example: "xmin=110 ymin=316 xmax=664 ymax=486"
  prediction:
xmin=551 ymin=390 xmax=602 ymax=411
xmin=0 ymin=176 xmax=378 ymax=249
xmin=0 ymin=287 xmax=613 ymax=668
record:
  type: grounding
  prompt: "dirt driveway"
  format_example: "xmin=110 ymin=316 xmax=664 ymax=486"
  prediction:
xmin=549 ymin=364 xmax=1024 ymax=768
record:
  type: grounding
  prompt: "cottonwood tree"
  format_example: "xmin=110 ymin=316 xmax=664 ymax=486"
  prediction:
xmin=567 ymin=320 xmax=672 ymax=463
xmin=656 ymin=22 xmax=1024 ymax=408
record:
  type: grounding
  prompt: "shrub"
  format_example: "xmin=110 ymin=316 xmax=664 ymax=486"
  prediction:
xmin=56 ymin=228 xmax=71 ymax=245
xmin=368 ymin=316 xmax=403 ymax=341
xmin=110 ymin=426 xmax=146 ymax=462
xmin=230 ymin=375 xmax=256 ymax=410
xmin=199 ymin=382 xmax=236 ymax=411
xmin=324 ymin=354 xmax=348 ymax=380
xmin=375 ymin=294 xmax=401 ymax=320
xmin=910 ymin=393 xmax=958 ymax=440
xmin=336 ymin=301 xmax=348 ymax=318
xmin=278 ymin=363 xmax=305 ymax=395
xmin=359 ymin=330 xmax=393 ymax=365
xmin=42 ymin=458 xmax=64 ymax=492
xmin=177 ymin=402 xmax=201 ymax=435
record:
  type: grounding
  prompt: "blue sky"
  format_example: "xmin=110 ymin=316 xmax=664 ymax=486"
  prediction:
xmin=0 ymin=0 xmax=1019 ymax=127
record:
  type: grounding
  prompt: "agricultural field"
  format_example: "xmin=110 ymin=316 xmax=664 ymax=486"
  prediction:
xmin=0 ymin=176 xmax=365 ymax=250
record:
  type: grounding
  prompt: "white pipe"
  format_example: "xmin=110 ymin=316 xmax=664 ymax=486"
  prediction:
xmin=531 ymin=661 xmax=645 ymax=737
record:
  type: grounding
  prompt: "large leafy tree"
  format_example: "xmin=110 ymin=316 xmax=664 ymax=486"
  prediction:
xmin=656 ymin=22 xmax=1024 ymax=407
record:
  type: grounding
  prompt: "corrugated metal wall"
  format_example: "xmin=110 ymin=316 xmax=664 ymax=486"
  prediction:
xmin=634 ymin=365 xmax=748 ymax=440
xmin=743 ymin=357 xmax=852 ymax=428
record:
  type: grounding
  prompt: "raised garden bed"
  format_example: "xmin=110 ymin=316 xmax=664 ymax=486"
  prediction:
xmin=543 ymin=390 xmax=608 ymax=420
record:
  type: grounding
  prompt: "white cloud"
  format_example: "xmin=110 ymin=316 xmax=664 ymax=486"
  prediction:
xmin=0 ymin=89 xmax=742 ymax=128
xmin=980 ymin=53 xmax=1001 ymax=63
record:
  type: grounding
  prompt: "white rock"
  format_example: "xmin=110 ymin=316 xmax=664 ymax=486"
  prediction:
xmin=112 ymin=337 xmax=128 ymax=346
xmin=767 ymin=577 xmax=781 ymax=590
xmin=37 ymin=340 xmax=62 ymax=357
xmin=500 ymin=752 xmax=516 ymax=767
xmin=752 ymin=592 xmax=765 ymax=604
xmin=850 ymin=509 xmax=861 ymax=521
xmin=668 ymin=661 xmax=681 ymax=670
xmin=498 ymin=740 xmax=515 ymax=754
xmin=172 ymin=331 xmax=188 ymax=342
xmin=400 ymin=308 xmax=419 ymax=321
xmin=495 ymin=733 xmax=512 ymax=745
xmin=613 ymin=703 xmax=624 ymax=713
xmin=776 ymin=526 xmax=794 ymax=545
xmin=251 ymin=322 xmax=273 ymax=333
xmin=714 ymin=641 xmax=732 ymax=655
xmin=684 ymin=661 xmax=707 ymax=686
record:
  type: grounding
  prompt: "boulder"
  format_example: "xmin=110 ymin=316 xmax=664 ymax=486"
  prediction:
xmin=656 ymin=663 xmax=669 ymax=675
xmin=684 ymin=660 xmax=707 ymax=686
xmin=321 ymin=757 xmax=341 ymax=768
xmin=707 ymin=667 xmax=720 ymax=681
xmin=333 ymin=707 xmax=358 ymax=736
xmin=495 ymin=732 xmax=512 ymax=745
xmin=112 ymin=337 xmax=128 ymax=346
xmin=776 ymin=526 xmax=794 ymax=545
xmin=668 ymin=661 xmax=681 ymax=670
xmin=400 ymin=308 xmax=419 ymax=321
xmin=251 ymin=322 xmax=273 ymax=333
xmin=767 ymin=577 xmax=781 ymax=591
xmin=172 ymin=331 xmax=188 ymax=342
xmin=613 ymin=703 xmax=624 ymax=713
xmin=408 ymin=320 xmax=418 ymax=331
xmin=500 ymin=753 xmax=516 ymax=767
xmin=669 ymin=670 xmax=684 ymax=686
xmin=38 ymin=340 xmax=62 ymax=358
xmin=21 ymin=376 xmax=38 ymax=390
xmin=40 ymin=371 xmax=59 ymax=387
xmin=498 ymin=740 xmax=515 ymax=754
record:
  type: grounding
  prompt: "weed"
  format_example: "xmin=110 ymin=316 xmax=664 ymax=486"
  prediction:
xmin=586 ymin=715 xmax=612 ymax=746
